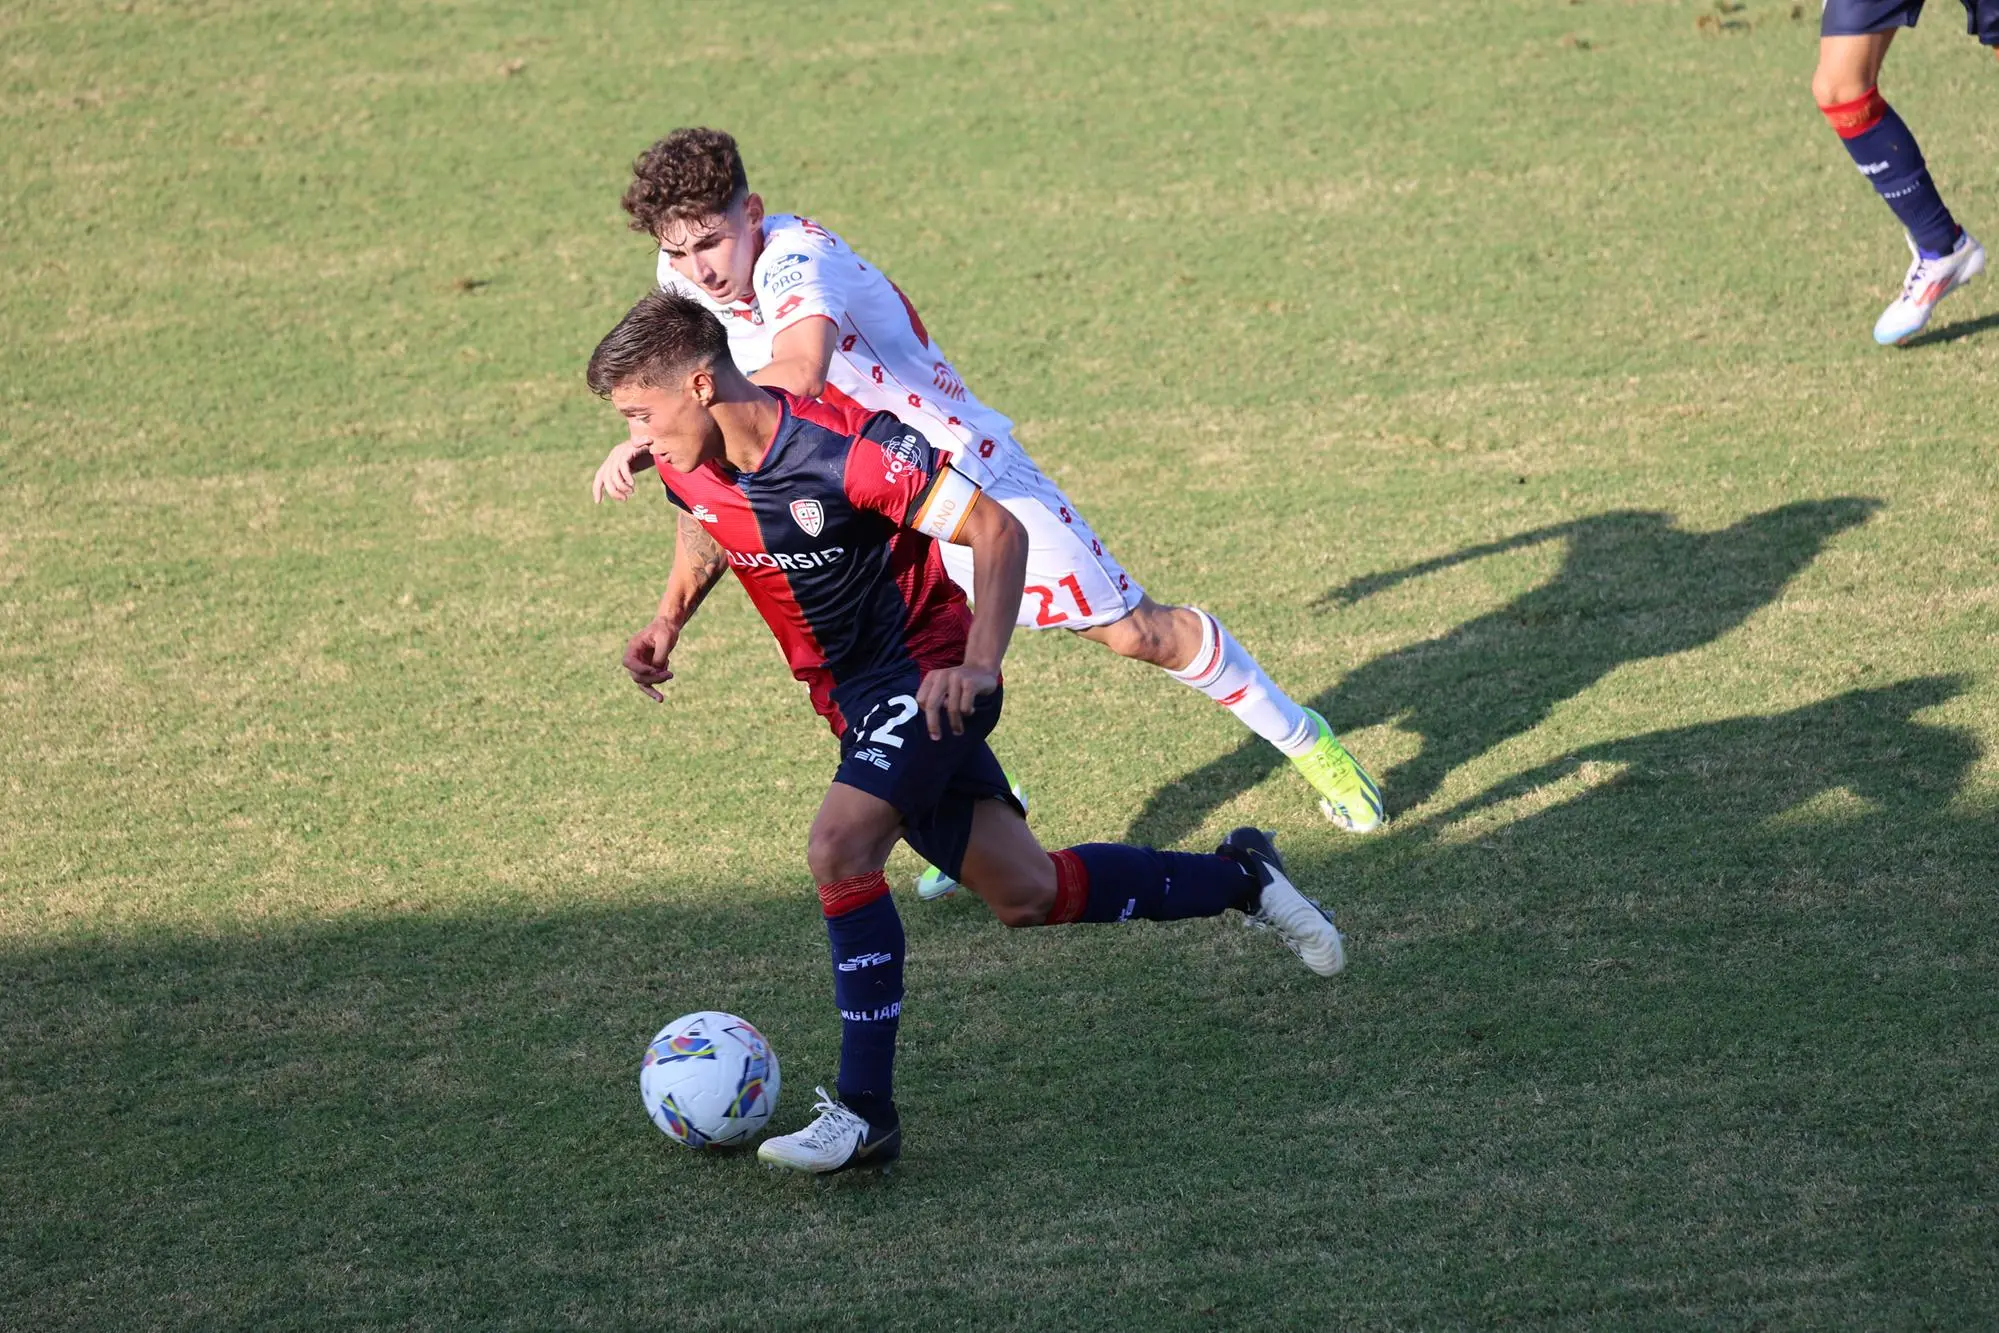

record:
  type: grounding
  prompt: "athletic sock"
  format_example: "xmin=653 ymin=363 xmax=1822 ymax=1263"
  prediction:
xmin=818 ymin=872 xmax=903 ymax=1128
xmin=1821 ymin=87 xmax=1961 ymax=256
xmin=1167 ymin=608 xmax=1316 ymax=757
xmin=1042 ymin=844 xmax=1259 ymax=925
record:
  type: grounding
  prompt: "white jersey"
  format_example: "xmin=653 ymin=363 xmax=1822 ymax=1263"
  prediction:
xmin=658 ymin=213 xmax=1022 ymax=488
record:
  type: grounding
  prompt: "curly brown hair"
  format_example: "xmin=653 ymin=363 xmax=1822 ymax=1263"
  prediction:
xmin=621 ymin=128 xmax=749 ymax=238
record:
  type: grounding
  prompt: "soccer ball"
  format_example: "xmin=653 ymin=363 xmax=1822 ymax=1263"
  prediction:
xmin=638 ymin=1011 xmax=780 ymax=1149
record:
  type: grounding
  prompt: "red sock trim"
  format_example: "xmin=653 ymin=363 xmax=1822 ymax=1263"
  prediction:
xmin=818 ymin=870 xmax=891 ymax=918
xmin=1046 ymin=849 xmax=1090 ymax=925
xmin=1820 ymin=86 xmax=1888 ymax=140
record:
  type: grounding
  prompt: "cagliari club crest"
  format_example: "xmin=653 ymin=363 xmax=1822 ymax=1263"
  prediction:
xmin=790 ymin=498 xmax=825 ymax=537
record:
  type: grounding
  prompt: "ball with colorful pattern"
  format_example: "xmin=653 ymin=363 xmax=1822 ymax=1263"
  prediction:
xmin=639 ymin=1011 xmax=781 ymax=1149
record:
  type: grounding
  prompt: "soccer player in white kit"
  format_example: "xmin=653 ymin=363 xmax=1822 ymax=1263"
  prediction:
xmin=593 ymin=130 xmax=1382 ymax=893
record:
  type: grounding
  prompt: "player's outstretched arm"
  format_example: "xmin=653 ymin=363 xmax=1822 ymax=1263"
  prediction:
xmin=748 ymin=317 xmax=837 ymax=398
xmin=593 ymin=440 xmax=658 ymax=504
xmin=916 ymin=494 xmax=1027 ymax=738
xmin=625 ymin=511 xmax=730 ymax=702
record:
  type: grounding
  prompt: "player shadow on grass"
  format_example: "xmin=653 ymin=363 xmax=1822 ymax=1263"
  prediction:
xmin=1125 ymin=498 xmax=1882 ymax=848
xmin=1400 ymin=673 xmax=1979 ymax=870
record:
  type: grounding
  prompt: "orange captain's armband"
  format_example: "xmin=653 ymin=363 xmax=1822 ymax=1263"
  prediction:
xmin=909 ymin=465 xmax=981 ymax=543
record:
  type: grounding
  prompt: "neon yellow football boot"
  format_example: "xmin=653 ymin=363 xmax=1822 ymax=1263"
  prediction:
xmin=1291 ymin=709 xmax=1383 ymax=833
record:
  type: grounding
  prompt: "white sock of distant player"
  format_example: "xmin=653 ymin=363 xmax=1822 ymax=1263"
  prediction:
xmin=1167 ymin=608 xmax=1316 ymax=757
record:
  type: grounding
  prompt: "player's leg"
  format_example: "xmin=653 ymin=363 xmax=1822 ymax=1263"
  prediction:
xmin=1078 ymin=599 xmax=1382 ymax=833
xmin=763 ymin=679 xmax=1022 ymax=1173
xmin=933 ymin=460 xmax=1382 ymax=834
xmin=934 ymin=779 xmax=1346 ymax=976
xmin=757 ymin=780 xmax=908 ymax=1174
xmin=1814 ymin=8 xmax=1985 ymax=342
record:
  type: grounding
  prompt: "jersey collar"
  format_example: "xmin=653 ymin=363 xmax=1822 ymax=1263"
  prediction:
xmin=723 ymin=387 xmax=790 ymax=478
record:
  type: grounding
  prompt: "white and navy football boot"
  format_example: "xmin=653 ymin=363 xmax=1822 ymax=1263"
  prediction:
xmin=1221 ymin=827 xmax=1346 ymax=977
xmin=1875 ymin=230 xmax=1985 ymax=346
xmin=756 ymin=1087 xmax=902 ymax=1174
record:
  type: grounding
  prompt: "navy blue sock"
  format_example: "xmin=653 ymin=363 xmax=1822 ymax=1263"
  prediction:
xmin=1046 ymin=844 xmax=1257 ymax=925
xmin=819 ymin=873 xmax=903 ymax=1127
xmin=1824 ymin=87 xmax=1960 ymax=256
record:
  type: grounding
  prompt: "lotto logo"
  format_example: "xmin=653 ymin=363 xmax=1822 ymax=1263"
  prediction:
xmin=841 ymin=335 xmax=857 ymax=352
xmin=774 ymin=294 xmax=803 ymax=320
xmin=871 ymin=364 xmax=884 ymax=385
xmin=907 ymin=393 xmax=922 ymax=410
xmin=978 ymin=438 xmax=996 ymax=458
xmin=932 ymin=361 xmax=967 ymax=401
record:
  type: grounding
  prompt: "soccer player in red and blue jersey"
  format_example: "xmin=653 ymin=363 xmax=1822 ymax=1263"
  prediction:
xmin=588 ymin=290 xmax=1348 ymax=1174
xmin=1815 ymin=1 xmax=1991 ymax=344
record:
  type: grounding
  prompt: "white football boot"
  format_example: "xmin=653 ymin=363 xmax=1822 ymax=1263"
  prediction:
xmin=1874 ymin=230 xmax=1985 ymax=346
xmin=1222 ymin=827 xmax=1346 ymax=977
xmin=756 ymin=1087 xmax=901 ymax=1174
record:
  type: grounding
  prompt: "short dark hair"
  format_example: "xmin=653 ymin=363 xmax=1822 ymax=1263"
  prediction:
xmin=622 ymin=128 xmax=748 ymax=238
xmin=585 ymin=289 xmax=731 ymax=397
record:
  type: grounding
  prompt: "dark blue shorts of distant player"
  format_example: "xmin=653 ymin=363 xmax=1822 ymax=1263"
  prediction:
xmin=833 ymin=675 xmax=1023 ymax=882
xmin=1822 ymin=0 xmax=1999 ymax=45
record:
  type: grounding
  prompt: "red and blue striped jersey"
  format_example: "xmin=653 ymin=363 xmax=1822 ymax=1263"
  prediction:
xmin=659 ymin=389 xmax=981 ymax=736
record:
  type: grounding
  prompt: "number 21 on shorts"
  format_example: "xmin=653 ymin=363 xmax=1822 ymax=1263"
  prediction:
xmin=1024 ymin=574 xmax=1093 ymax=627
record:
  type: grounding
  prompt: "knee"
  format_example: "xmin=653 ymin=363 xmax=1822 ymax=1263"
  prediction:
xmin=807 ymin=826 xmax=884 ymax=887
xmin=989 ymin=891 xmax=1052 ymax=928
xmin=1813 ymin=67 xmax=1873 ymax=109
xmin=963 ymin=865 xmax=1056 ymax=927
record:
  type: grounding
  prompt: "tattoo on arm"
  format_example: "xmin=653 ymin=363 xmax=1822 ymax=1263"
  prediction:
xmin=678 ymin=512 xmax=728 ymax=584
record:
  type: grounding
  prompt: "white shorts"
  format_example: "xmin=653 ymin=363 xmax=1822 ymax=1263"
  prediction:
xmin=936 ymin=453 xmax=1145 ymax=631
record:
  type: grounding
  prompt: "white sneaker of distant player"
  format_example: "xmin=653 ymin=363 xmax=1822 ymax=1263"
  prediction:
xmin=1875 ymin=230 xmax=1985 ymax=346
xmin=1247 ymin=859 xmax=1346 ymax=977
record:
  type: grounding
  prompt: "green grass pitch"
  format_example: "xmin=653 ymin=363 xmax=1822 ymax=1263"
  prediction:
xmin=4 ymin=0 xmax=1997 ymax=1326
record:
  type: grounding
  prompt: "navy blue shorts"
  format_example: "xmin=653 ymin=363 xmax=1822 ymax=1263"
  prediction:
xmin=1822 ymin=0 xmax=1999 ymax=44
xmin=833 ymin=676 xmax=1022 ymax=882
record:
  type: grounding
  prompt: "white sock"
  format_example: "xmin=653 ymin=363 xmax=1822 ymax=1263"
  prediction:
xmin=1166 ymin=608 xmax=1316 ymax=756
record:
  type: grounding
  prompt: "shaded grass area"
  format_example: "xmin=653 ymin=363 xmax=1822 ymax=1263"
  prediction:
xmin=6 ymin=672 xmax=1994 ymax=1329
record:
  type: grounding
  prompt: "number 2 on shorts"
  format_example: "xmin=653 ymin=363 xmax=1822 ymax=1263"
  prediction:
xmin=867 ymin=694 xmax=920 ymax=748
